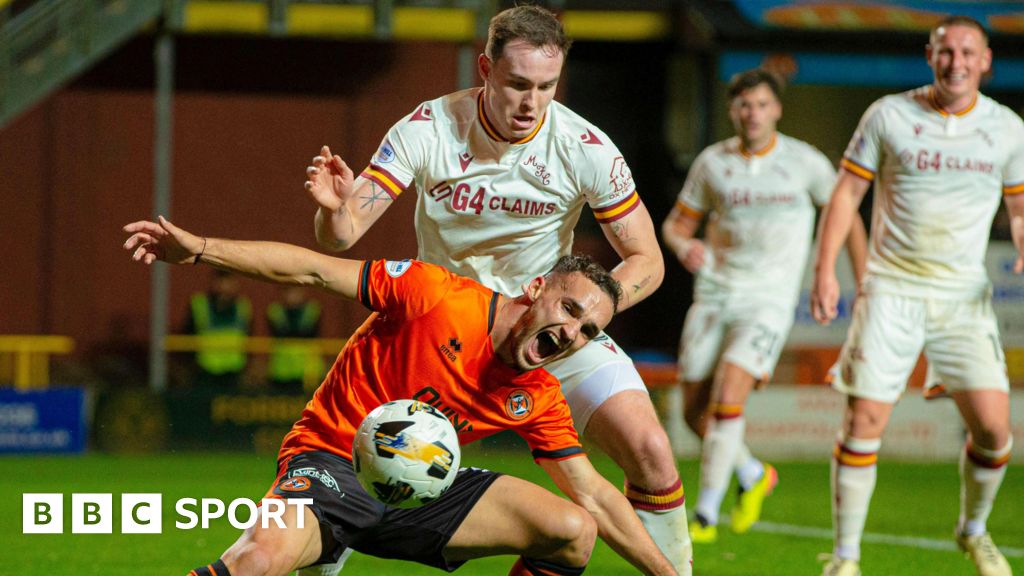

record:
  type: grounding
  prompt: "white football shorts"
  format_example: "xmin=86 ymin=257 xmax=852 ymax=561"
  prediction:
xmin=677 ymin=297 xmax=794 ymax=385
xmin=830 ymin=292 xmax=1009 ymax=403
xmin=545 ymin=332 xmax=648 ymax=434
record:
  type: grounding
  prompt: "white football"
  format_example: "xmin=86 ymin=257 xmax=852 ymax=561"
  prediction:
xmin=352 ymin=399 xmax=461 ymax=508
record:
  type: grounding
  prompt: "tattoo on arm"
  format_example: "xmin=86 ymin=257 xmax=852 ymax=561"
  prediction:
xmin=631 ymin=275 xmax=652 ymax=294
xmin=611 ymin=221 xmax=630 ymax=240
xmin=359 ymin=183 xmax=393 ymax=211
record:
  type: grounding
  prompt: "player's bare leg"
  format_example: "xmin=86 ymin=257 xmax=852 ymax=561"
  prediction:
xmin=682 ymin=378 xmax=713 ymax=439
xmin=823 ymin=396 xmax=893 ymax=575
xmin=585 ymin=389 xmax=692 ymax=574
xmin=952 ymin=389 xmax=1013 ymax=576
xmin=188 ymin=501 xmax=322 ymax=576
xmin=445 ymin=475 xmax=596 ymax=575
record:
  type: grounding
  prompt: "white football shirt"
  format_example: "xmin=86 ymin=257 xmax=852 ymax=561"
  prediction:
xmin=842 ymin=86 xmax=1024 ymax=299
xmin=360 ymin=88 xmax=643 ymax=295
xmin=675 ymin=133 xmax=836 ymax=305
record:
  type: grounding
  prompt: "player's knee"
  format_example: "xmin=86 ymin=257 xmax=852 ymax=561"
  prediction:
xmin=970 ymin=428 xmax=1011 ymax=451
xmin=223 ymin=528 xmax=300 ymax=576
xmin=845 ymin=405 xmax=887 ymax=438
xmin=683 ymin=403 xmax=707 ymax=437
xmin=622 ymin=425 xmax=678 ymax=486
xmin=222 ymin=542 xmax=274 ymax=576
xmin=548 ymin=505 xmax=596 ymax=566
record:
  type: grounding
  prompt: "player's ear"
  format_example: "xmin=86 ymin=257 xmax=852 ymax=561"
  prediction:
xmin=523 ymin=275 xmax=545 ymax=301
xmin=478 ymin=53 xmax=492 ymax=82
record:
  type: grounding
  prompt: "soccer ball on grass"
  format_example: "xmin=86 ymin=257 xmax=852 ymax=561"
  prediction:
xmin=352 ymin=399 xmax=461 ymax=508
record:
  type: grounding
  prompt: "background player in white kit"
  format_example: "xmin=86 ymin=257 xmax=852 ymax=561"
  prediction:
xmin=811 ymin=16 xmax=1024 ymax=576
xmin=303 ymin=6 xmax=691 ymax=575
xmin=662 ymin=69 xmax=866 ymax=543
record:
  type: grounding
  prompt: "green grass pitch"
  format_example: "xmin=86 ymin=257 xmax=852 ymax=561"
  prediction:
xmin=3 ymin=449 xmax=1020 ymax=574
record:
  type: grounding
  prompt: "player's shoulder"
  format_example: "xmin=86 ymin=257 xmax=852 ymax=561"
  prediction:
xmin=692 ymin=138 xmax=734 ymax=165
xmin=777 ymin=133 xmax=830 ymax=162
xmin=395 ymin=89 xmax=477 ymax=133
xmin=547 ymin=100 xmax=618 ymax=153
xmin=977 ymin=92 xmax=1024 ymax=129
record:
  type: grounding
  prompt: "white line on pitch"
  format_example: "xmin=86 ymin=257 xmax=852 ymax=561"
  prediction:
xmin=750 ymin=521 xmax=1024 ymax=558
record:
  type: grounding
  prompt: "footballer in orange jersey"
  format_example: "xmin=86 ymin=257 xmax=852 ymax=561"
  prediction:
xmin=123 ymin=216 xmax=678 ymax=576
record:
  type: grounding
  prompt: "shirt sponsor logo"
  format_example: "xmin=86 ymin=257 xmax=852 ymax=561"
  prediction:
xmin=428 ymin=181 xmax=556 ymax=216
xmin=505 ymin=389 xmax=533 ymax=421
xmin=901 ymin=148 xmax=994 ymax=174
xmin=385 ymin=259 xmax=413 ymax=277
xmin=412 ymin=386 xmax=475 ymax=433
xmin=374 ymin=140 xmax=396 ymax=164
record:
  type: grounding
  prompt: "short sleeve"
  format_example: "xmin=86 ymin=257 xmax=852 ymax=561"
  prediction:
xmin=360 ymin=101 xmax=437 ymax=199
xmin=356 ymin=259 xmax=452 ymax=322
xmin=675 ymin=149 xmax=714 ymax=217
xmin=573 ymin=128 xmax=643 ymax=225
xmin=840 ymin=98 xmax=886 ymax=182
xmin=1003 ymin=113 xmax=1024 ymax=195
xmin=807 ymin=147 xmax=839 ymax=207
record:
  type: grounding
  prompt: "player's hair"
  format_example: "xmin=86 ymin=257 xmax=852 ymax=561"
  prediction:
xmin=727 ymin=68 xmax=784 ymax=100
xmin=485 ymin=5 xmax=572 ymax=62
xmin=930 ymin=15 xmax=988 ymax=46
xmin=547 ymin=254 xmax=622 ymax=314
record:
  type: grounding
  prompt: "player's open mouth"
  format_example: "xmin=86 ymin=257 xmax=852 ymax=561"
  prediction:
xmin=512 ymin=115 xmax=534 ymax=130
xmin=530 ymin=330 xmax=562 ymax=363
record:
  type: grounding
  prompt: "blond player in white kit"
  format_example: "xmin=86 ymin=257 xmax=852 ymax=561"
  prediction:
xmin=662 ymin=69 xmax=866 ymax=544
xmin=812 ymin=16 xmax=1024 ymax=576
xmin=302 ymin=6 xmax=691 ymax=575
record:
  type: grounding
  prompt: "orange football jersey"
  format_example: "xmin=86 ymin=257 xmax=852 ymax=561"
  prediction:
xmin=279 ymin=259 xmax=583 ymax=463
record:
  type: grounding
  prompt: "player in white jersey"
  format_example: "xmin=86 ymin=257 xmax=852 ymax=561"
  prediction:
xmin=662 ymin=69 xmax=866 ymax=544
xmin=302 ymin=6 xmax=691 ymax=575
xmin=811 ymin=16 xmax=1024 ymax=576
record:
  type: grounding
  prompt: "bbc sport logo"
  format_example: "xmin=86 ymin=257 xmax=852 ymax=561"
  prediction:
xmin=22 ymin=493 xmax=312 ymax=534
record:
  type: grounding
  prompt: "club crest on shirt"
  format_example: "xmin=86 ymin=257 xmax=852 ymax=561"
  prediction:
xmin=505 ymin=389 xmax=533 ymax=421
xmin=385 ymin=259 xmax=413 ymax=277
xmin=373 ymin=139 xmax=396 ymax=164
xmin=608 ymin=156 xmax=634 ymax=196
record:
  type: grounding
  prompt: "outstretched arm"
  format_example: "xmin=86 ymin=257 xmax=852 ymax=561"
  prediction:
xmin=123 ymin=216 xmax=362 ymax=299
xmin=599 ymin=203 xmax=665 ymax=311
xmin=811 ymin=170 xmax=871 ymax=324
xmin=661 ymin=203 xmax=705 ymax=274
xmin=540 ymin=456 xmax=677 ymax=576
xmin=306 ymin=145 xmax=395 ymax=251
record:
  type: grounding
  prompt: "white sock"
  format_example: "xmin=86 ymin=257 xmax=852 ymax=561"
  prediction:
xmin=696 ymin=409 xmax=745 ymax=525
xmin=959 ymin=436 xmax=1012 ymax=537
xmin=832 ymin=435 xmax=881 ymax=562
xmin=734 ymin=443 xmax=764 ymax=491
xmin=626 ymin=479 xmax=692 ymax=575
xmin=661 ymin=384 xmax=688 ymax=457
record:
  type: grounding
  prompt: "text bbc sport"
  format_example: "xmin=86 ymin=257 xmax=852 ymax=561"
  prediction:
xmin=22 ymin=494 xmax=312 ymax=534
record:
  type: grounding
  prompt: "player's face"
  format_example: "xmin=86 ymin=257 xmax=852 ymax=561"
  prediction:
xmin=728 ymin=83 xmax=781 ymax=150
xmin=927 ymin=24 xmax=991 ymax=107
xmin=510 ymin=272 xmax=614 ymax=371
xmin=479 ymin=39 xmax=563 ymax=141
